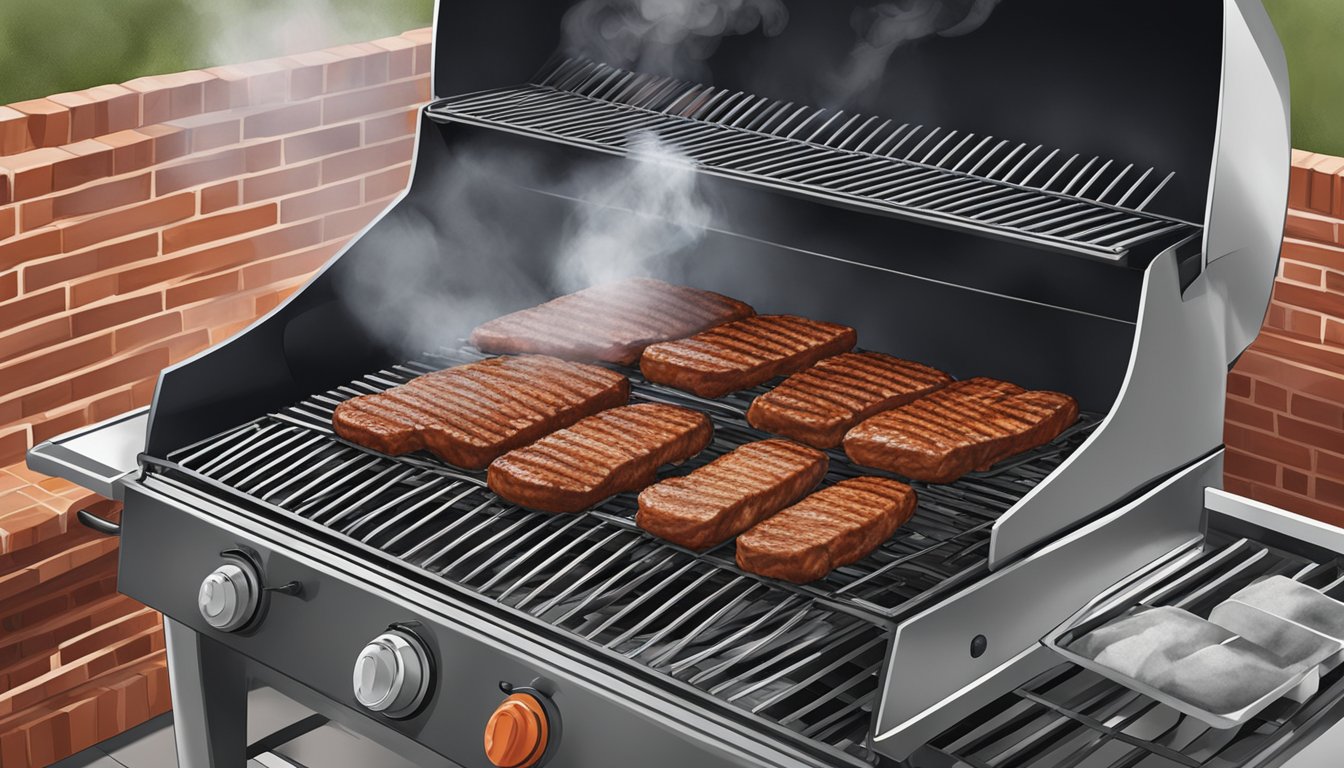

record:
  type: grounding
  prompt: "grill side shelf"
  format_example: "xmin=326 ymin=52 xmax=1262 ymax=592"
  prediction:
xmin=427 ymin=59 xmax=1202 ymax=263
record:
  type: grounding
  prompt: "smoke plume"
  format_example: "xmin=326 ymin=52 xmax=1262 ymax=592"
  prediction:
xmin=554 ymin=133 xmax=712 ymax=293
xmin=561 ymin=0 xmax=789 ymax=82
xmin=828 ymin=0 xmax=1004 ymax=106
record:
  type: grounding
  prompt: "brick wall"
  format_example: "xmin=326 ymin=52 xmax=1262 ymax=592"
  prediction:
xmin=0 ymin=29 xmax=430 ymax=768
xmin=1226 ymin=149 xmax=1344 ymax=526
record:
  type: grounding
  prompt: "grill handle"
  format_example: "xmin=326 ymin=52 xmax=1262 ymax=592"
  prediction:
xmin=77 ymin=508 xmax=122 ymax=536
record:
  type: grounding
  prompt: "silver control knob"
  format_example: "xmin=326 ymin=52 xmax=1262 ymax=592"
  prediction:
xmin=197 ymin=562 xmax=260 ymax=632
xmin=353 ymin=630 xmax=431 ymax=718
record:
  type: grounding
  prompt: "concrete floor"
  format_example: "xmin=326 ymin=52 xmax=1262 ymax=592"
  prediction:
xmin=49 ymin=687 xmax=423 ymax=768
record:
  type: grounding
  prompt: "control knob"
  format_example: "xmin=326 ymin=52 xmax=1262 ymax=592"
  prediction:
xmin=353 ymin=630 xmax=432 ymax=718
xmin=485 ymin=685 xmax=557 ymax=768
xmin=197 ymin=561 xmax=260 ymax=632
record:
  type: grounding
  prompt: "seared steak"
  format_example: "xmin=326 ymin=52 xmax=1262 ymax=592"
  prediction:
xmin=736 ymin=477 xmax=917 ymax=584
xmin=636 ymin=439 xmax=828 ymax=550
xmin=488 ymin=404 xmax=713 ymax=513
xmin=640 ymin=315 xmax=858 ymax=398
xmin=843 ymin=377 xmax=1079 ymax=483
xmin=470 ymin=278 xmax=755 ymax=365
xmin=746 ymin=352 xmax=952 ymax=448
xmin=331 ymin=355 xmax=629 ymax=470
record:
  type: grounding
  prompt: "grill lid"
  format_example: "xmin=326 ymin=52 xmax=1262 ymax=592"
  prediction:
xmin=435 ymin=0 xmax=1224 ymax=229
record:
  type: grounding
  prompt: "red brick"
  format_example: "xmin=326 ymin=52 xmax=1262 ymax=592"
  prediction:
xmin=0 ymin=228 xmax=61 ymax=271
xmin=0 ymin=287 xmax=65 ymax=329
xmin=1226 ymin=447 xmax=1279 ymax=485
xmin=1327 ymin=270 xmax=1344 ymax=293
xmin=0 ymin=331 xmax=114 ymax=394
xmin=61 ymin=193 xmax=195 ymax=252
xmin=0 ymin=270 xmax=15 ymax=303
xmin=323 ymin=80 xmax=428 ymax=125
xmin=365 ymin=109 xmax=417 ymax=145
xmin=324 ymin=199 xmax=390 ymax=239
xmin=1282 ymin=261 xmax=1323 ymax=286
xmin=1 ymin=147 xmax=71 ymax=201
xmin=1287 ymin=309 xmax=1324 ymax=342
xmin=154 ymin=147 xmax=246 ymax=195
xmin=163 ymin=203 xmax=277 ymax=253
xmin=1253 ymin=332 xmax=1344 ymax=377
xmin=371 ymin=36 xmax=417 ymax=81
xmin=402 ymin=29 xmax=432 ymax=75
xmin=1282 ymin=467 xmax=1310 ymax=496
xmin=1225 ymin=422 xmax=1313 ymax=469
xmin=51 ymin=140 xmax=114 ymax=192
xmin=69 ymin=273 xmax=118 ymax=309
xmin=1283 ymin=239 xmax=1344 ymax=272
xmin=47 ymin=91 xmax=97 ymax=142
xmin=84 ymin=84 xmax=140 ymax=135
xmin=71 ymin=293 xmax=164 ymax=336
xmin=200 ymin=181 xmax=239 ymax=214
xmin=284 ymin=124 xmax=359 ymax=163
xmin=0 ymin=506 xmax=63 ymax=554
xmin=19 ymin=197 xmax=53 ymax=231
xmin=244 ymin=101 xmax=322 ymax=140
xmin=203 ymin=66 xmax=250 ymax=112
xmin=321 ymin=137 xmax=414 ymax=184
xmin=0 ymin=207 xmax=13 ymax=241
xmin=0 ymin=427 xmax=29 ymax=468
xmin=0 ymin=317 xmax=71 ymax=363
xmin=235 ymin=59 xmax=291 ymax=105
xmin=92 ymin=130 xmax=155 ymax=176
xmin=138 ymin=124 xmax=189 ymax=164
xmin=324 ymin=45 xmax=371 ymax=93
xmin=1285 ymin=210 xmax=1338 ymax=244
xmin=242 ymin=162 xmax=320 ymax=203
xmin=0 ymin=728 xmax=26 ymax=768
xmin=1273 ymin=281 xmax=1344 ymax=320
xmin=1308 ymin=157 xmax=1344 ymax=214
xmin=165 ymin=112 xmax=241 ymax=153
xmin=281 ymin=180 xmax=360 ymax=223
xmin=364 ymin=163 xmax=411 ymax=202
xmin=241 ymin=241 xmax=340 ymax=289
xmin=1318 ymin=477 xmax=1344 ymax=508
xmin=0 ymin=106 xmax=33 ymax=155
xmin=165 ymin=271 xmax=241 ymax=308
xmin=87 ymin=386 xmax=137 ymax=422
xmin=288 ymin=52 xmax=337 ymax=101
xmin=245 ymin=140 xmax=283 ymax=172
xmin=10 ymin=99 xmax=70 ymax=148
xmin=45 ymin=173 xmax=152 ymax=223
xmin=1290 ymin=151 xmax=1315 ymax=210
xmin=113 ymin=312 xmax=183 ymax=352
xmin=1327 ymin=319 xmax=1344 ymax=348
xmin=69 ymin=347 xmax=172 ymax=400
xmin=1278 ymin=413 xmax=1344 ymax=451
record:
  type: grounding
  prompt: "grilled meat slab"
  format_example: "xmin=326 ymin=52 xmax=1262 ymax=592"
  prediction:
xmin=636 ymin=439 xmax=828 ymax=550
xmin=488 ymin=404 xmax=713 ymax=513
xmin=470 ymin=278 xmax=755 ymax=365
xmin=843 ymin=377 xmax=1079 ymax=483
xmin=640 ymin=315 xmax=858 ymax=398
xmin=736 ymin=476 xmax=917 ymax=584
xmin=746 ymin=352 xmax=953 ymax=448
xmin=331 ymin=355 xmax=629 ymax=470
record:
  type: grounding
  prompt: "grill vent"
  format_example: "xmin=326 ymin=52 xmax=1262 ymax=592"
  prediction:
xmin=428 ymin=58 xmax=1202 ymax=261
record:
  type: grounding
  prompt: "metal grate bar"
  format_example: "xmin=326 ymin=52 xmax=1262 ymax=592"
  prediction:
xmin=429 ymin=59 xmax=1200 ymax=261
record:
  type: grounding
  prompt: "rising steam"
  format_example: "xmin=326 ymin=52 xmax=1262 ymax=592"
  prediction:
xmin=828 ymin=0 xmax=1004 ymax=106
xmin=554 ymin=133 xmax=711 ymax=293
xmin=561 ymin=0 xmax=789 ymax=81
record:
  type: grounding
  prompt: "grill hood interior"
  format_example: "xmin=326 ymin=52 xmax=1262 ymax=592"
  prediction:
xmin=435 ymin=0 xmax=1224 ymax=226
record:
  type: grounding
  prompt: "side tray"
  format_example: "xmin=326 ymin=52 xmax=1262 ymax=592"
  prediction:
xmin=27 ymin=407 xmax=149 ymax=534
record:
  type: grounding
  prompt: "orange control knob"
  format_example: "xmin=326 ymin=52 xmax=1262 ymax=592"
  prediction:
xmin=484 ymin=693 xmax=550 ymax=768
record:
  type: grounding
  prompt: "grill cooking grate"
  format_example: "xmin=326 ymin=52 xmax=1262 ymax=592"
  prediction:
xmin=158 ymin=348 xmax=1099 ymax=763
xmin=916 ymin=532 xmax=1344 ymax=768
xmin=427 ymin=58 xmax=1201 ymax=261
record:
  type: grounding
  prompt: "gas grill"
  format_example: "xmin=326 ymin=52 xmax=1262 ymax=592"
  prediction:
xmin=31 ymin=1 xmax=1341 ymax=767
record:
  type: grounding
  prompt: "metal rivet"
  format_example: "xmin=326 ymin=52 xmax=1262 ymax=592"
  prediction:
xmin=970 ymin=635 xmax=988 ymax=658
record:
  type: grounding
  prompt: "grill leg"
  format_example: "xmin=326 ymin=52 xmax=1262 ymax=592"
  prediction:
xmin=165 ymin=619 xmax=249 ymax=768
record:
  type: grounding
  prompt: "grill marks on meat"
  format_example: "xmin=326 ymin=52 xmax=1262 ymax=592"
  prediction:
xmin=640 ymin=315 xmax=858 ymax=398
xmin=636 ymin=439 xmax=828 ymax=550
xmin=746 ymin=352 xmax=952 ymax=448
xmin=843 ymin=377 xmax=1079 ymax=483
xmin=470 ymin=278 xmax=755 ymax=365
xmin=488 ymin=404 xmax=713 ymax=513
xmin=331 ymin=356 xmax=630 ymax=470
xmin=736 ymin=477 xmax=917 ymax=584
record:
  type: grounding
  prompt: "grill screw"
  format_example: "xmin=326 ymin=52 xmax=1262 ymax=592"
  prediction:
xmin=970 ymin=635 xmax=988 ymax=658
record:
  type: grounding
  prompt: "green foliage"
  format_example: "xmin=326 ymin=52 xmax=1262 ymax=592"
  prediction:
xmin=1264 ymin=0 xmax=1344 ymax=157
xmin=0 ymin=0 xmax=433 ymax=106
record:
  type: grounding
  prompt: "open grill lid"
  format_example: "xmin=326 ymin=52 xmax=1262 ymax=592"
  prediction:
xmin=433 ymin=0 xmax=1244 ymax=264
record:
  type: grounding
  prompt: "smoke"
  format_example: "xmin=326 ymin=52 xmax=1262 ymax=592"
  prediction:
xmin=333 ymin=133 xmax=716 ymax=356
xmin=827 ymin=0 xmax=1004 ymax=106
xmin=561 ymin=0 xmax=789 ymax=82
xmin=553 ymin=133 xmax=712 ymax=293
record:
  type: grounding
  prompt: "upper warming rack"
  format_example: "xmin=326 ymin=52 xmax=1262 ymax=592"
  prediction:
xmin=427 ymin=58 xmax=1202 ymax=262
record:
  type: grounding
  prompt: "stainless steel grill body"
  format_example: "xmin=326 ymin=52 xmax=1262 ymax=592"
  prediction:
xmin=27 ymin=1 xmax=1313 ymax=766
